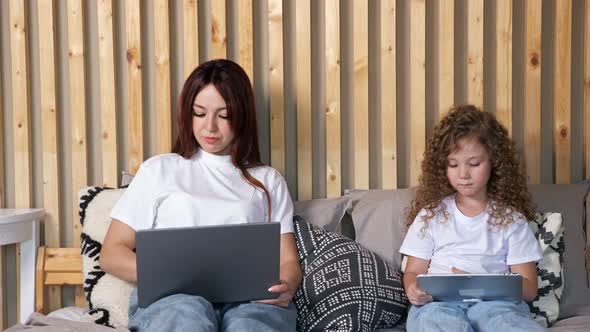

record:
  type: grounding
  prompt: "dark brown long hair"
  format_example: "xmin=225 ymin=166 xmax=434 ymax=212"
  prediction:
xmin=406 ymin=104 xmax=535 ymax=230
xmin=172 ymin=59 xmax=271 ymax=222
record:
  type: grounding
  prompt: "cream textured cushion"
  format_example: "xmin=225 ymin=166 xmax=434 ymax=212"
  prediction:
xmin=79 ymin=187 xmax=133 ymax=328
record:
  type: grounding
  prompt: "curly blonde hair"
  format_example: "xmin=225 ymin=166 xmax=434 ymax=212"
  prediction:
xmin=406 ymin=105 xmax=536 ymax=230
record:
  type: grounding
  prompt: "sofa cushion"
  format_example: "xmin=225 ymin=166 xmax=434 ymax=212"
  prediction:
xmin=293 ymin=215 xmax=408 ymax=331
xmin=528 ymin=212 xmax=565 ymax=327
xmin=347 ymin=188 xmax=416 ymax=268
xmin=294 ymin=196 xmax=352 ymax=233
xmin=79 ymin=186 xmax=133 ymax=328
xmin=529 ymin=183 xmax=590 ymax=318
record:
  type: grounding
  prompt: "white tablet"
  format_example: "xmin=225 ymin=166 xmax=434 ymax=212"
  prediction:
xmin=417 ymin=273 xmax=523 ymax=303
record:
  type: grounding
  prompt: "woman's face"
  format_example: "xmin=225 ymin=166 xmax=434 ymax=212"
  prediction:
xmin=192 ymin=84 xmax=234 ymax=155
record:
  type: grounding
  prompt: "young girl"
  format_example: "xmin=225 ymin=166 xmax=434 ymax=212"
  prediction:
xmin=100 ymin=59 xmax=300 ymax=331
xmin=399 ymin=105 xmax=545 ymax=331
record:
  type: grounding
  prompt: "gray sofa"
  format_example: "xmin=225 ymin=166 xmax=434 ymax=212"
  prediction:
xmin=295 ymin=182 xmax=590 ymax=331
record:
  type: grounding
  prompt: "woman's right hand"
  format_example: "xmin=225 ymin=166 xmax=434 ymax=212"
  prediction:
xmin=100 ymin=219 xmax=138 ymax=283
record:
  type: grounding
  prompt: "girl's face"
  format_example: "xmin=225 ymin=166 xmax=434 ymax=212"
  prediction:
xmin=192 ymin=84 xmax=234 ymax=155
xmin=446 ymin=137 xmax=491 ymax=202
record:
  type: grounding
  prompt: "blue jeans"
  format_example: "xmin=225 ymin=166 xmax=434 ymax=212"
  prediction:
xmin=407 ymin=301 xmax=547 ymax=332
xmin=128 ymin=289 xmax=297 ymax=332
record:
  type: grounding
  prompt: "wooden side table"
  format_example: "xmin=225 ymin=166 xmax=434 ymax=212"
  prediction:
xmin=0 ymin=209 xmax=44 ymax=324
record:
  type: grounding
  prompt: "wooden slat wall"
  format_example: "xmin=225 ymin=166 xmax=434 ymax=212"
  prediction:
xmin=126 ymin=0 xmax=143 ymax=175
xmin=1 ymin=0 xmax=590 ymax=325
xmin=353 ymin=0 xmax=369 ymax=190
xmin=183 ymin=0 xmax=199 ymax=78
xmin=438 ymin=0 xmax=454 ymax=120
xmin=409 ymin=0 xmax=425 ymax=187
xmin=295 ymin=0 xmax=311 ymax=200
xmin=380 ymin=0 xmax=395 ymax=190
xmin=496 ymin=0 xmax=512 ymax=134
xmin=269 ymin=0 xmax=285 ymax=175
xmin=467 ymin=0 xmax=484 ymax=109
xmin=554 ymin=0 xmax=572 ymax=184
xmin=524 ymin=0 xmax=542 ymax=184
xmin=326 ymin=0 xmax=341 ymax=197
xmin=9 ymin=0 xmax=31 ymax=321
xmin=97 ymin=0 xmax=116 ymax=188
xmin=0 ymin=14 xmax=4 ymax=327
xmin=154 ymin=0 xmax=172 ymax=155
xmin=37 ymin=0 xmax=61 ymax=313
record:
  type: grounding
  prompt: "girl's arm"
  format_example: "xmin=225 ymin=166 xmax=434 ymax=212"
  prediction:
xmin=510 ymin=262 xmax=538 ymax=302
xmin=100 ymin=219 xmax=138 ymax=283
xmin=257 ymin=233 xmax=302 ymax=307
xmin=403 ymin=256 xmax=433 ymax=305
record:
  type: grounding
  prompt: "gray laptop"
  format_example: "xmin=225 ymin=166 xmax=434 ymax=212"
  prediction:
xmin=135 ymin=222 xmax=281 ymax=308
xmin=417 ymin=273 xmax=523 ymax=303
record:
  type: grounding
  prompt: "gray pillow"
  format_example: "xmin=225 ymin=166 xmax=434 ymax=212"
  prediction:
xmin=347 ymin=188 xmax=416 ymax=268
xmin=529 ymin=183 xmax=590 ymax=319
xmin=294 ymin=196 xmax=352 ymax=233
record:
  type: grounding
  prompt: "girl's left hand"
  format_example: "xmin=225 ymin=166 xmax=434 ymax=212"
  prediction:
xmin=451 ymin=267 xmax=469 ymax=274
xmin=256 ymin=280 xmax=295 ymax=307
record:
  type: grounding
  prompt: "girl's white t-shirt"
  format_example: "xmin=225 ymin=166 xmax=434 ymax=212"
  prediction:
xmin=110 ymin=149 xmax=294 ymax=234
xmin=399 ymin=195 xmax=542 ymax=274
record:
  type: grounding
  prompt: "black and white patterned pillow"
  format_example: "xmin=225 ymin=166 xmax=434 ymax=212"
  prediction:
xmin=293 ymin=215 xmax=408 ymax=332
xmin=527 ymin=212 xmax=564 ymax=327
xmin=79 ymin=186 xmax=134 ymax=328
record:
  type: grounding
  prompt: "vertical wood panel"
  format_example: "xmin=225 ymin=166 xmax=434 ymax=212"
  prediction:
xmin=183 ymin=0 xmax=199 ymax=78
xmin=126 ymin=0 xmax=143 ymax=174
xmin=585 ymin=0 xmax=590 ymax=179
xmin=381 ymin=0 xmax=396 ymax=189
xmin=524 ymin=0 xmax=542 ymax=184
xmin=0 ymin=36 xmax=4 ymax=330
xmin=353 ymin=0 xmax=369 ymax=189
xmin=38 ymin=0 xmax=62 ymax=312
xmin=211 ymin=0 xmax=226 ymax=60
xmin=410 ymin=0 xmax=426 ymax=187
xmin=438 ymin=0 xmax=454 ymax=119
xmin=554 ymin=0 xmax=572 ymax=184
xmin=467 ymin=0 xmax=484 ymax=108
xmin=326 ymin=0 xmax=341 ymax=197
xmin=496 ymin=0 xmax=512 ymax=133
xmin=588 ymin=0 xmax=590 ymax=264
xmin=10 ymin=0 xmax=31 ymax=209
xmin=296 ymin=0 xmax=312 ymax=200
xmin=269 ymin=0 xmax=284 ymax=175
xmin=154 ymin=0 xmax=171 ymax=155
xmin=97 ymin=0 xmax=116 ymax=188
xmin=70 ymin=0 xmax=90 ymax=309
xmin=238 ymin=0 xmax=253 ymax=82
xmin=10 ymin=0 xmax=31 ymax=320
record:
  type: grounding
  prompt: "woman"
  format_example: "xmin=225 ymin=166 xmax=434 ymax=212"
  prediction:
xmin=100 ymin=59 xmax=301 ymax=332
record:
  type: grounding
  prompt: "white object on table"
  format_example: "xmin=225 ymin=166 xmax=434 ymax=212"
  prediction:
xmin=0 ymin=208 xmax=44 ymax=323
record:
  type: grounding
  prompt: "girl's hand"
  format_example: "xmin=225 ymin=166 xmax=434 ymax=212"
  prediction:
xmin=451 ymin=266 xmax=469 ymax=274
xmin=406 ymin=282 xmax=433 ymax=305
xmin=256 ymin=280 xmax=295 ymax=307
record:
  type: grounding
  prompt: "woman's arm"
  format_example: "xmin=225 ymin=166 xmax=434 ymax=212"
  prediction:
xmin=257 ymin=233 xmax=302 ymax=307
xmin=99 ymin=219 xmax=138 ymax=283
xmin=403 ymin=256 xmax=433 ymax=305
xmin=510 ymin=262 xmax=538 ymax=302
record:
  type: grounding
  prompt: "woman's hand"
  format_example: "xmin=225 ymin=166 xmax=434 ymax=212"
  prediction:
xmin=256 ymin=233 xmax=301 ymax=307
xmin=257 ymin=280 xmax=296 ymax=307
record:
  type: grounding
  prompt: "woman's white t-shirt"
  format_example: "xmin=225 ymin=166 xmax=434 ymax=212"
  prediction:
xmin=399 ymin=195 xmax=542 ymax=274
xmin=110 ymin=149 xmax=294 ymax=234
